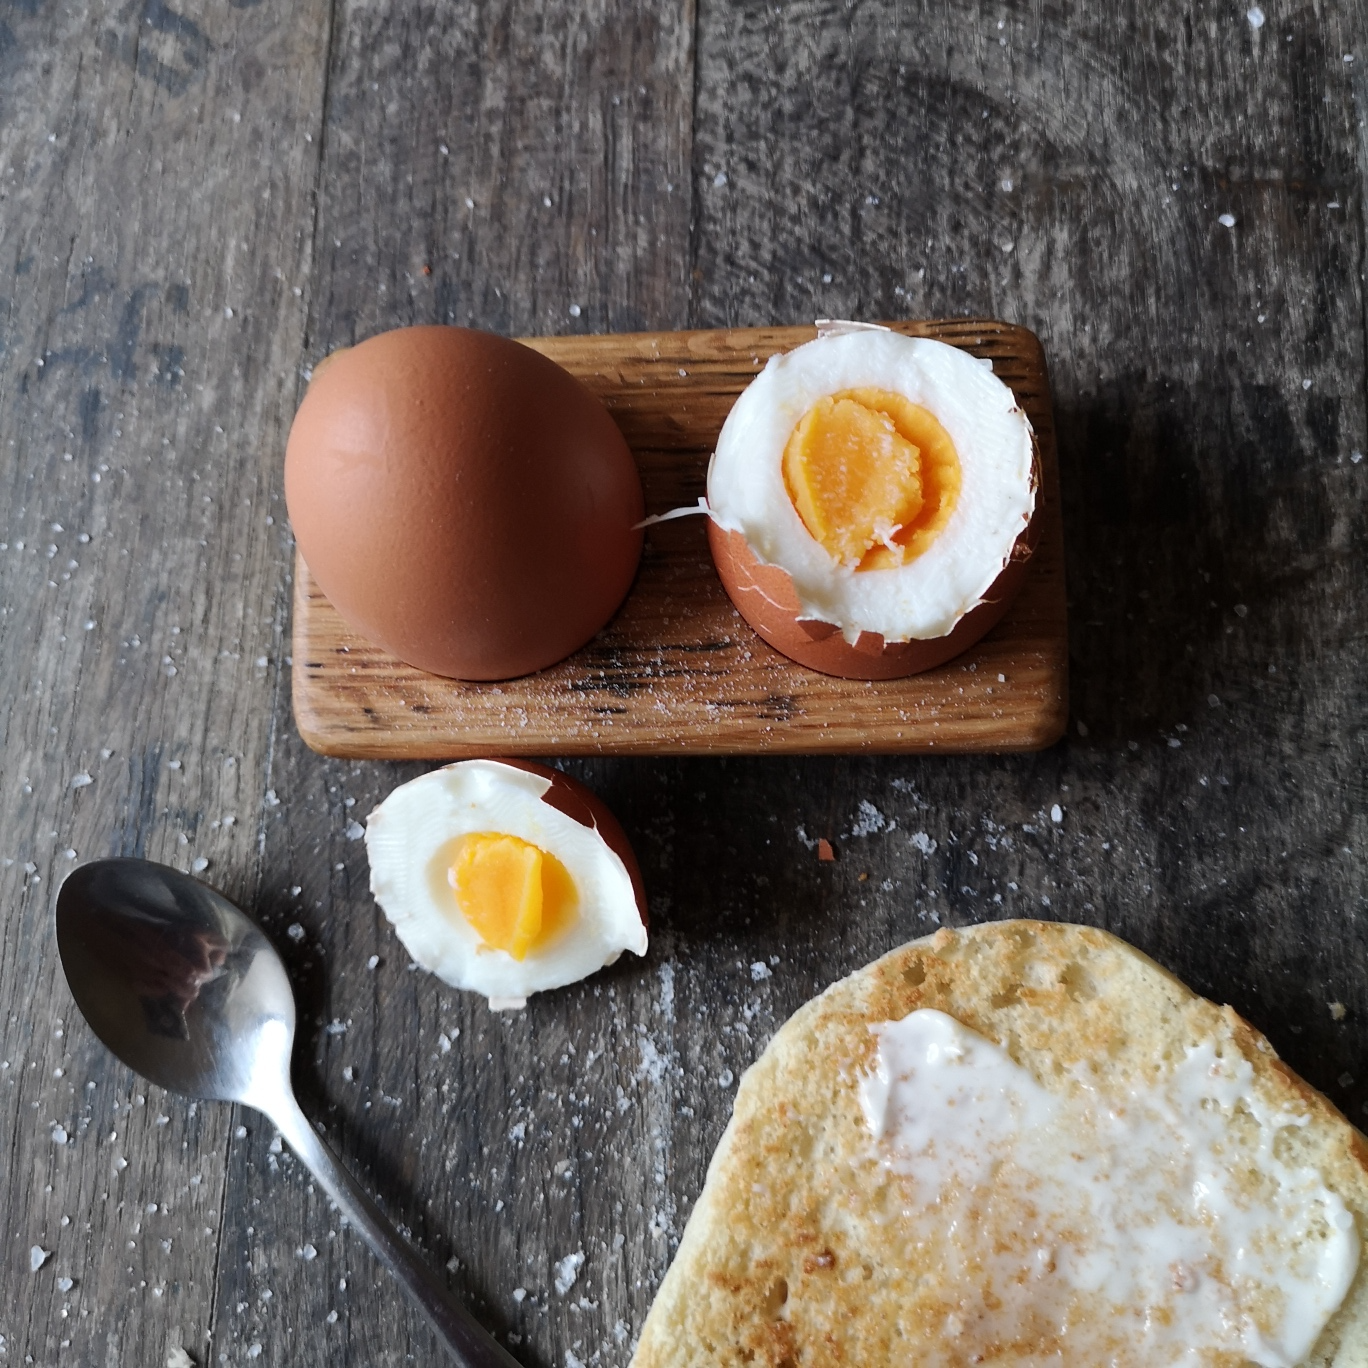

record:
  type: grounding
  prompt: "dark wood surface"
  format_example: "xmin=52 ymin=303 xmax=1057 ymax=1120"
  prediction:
xmin=292 ymin=319 xmax=1068 ymax=759
xmin=1 ymin=3 xmax=1365 ymax=1365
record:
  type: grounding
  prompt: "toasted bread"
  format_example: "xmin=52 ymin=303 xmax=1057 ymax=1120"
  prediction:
xmin=631 ymin=921 xmax=1368 ymax=1368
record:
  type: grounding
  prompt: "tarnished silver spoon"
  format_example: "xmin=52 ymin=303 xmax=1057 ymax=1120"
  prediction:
xmin=55 ymin=857 xmax=519 ymax=1368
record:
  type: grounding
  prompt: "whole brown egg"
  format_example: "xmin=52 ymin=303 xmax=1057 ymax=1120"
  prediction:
xmin=284 ymin=326 xmax=644 ymax=680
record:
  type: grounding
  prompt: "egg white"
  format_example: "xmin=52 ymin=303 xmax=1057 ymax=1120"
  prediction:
xmin=707 ymin=328 xmax=1036 ymax=643
xmin=366 ymin=760 xmax=646 ymax=1006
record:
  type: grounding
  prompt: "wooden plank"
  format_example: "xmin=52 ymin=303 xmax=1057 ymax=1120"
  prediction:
xmin=0 ymin=1 xmax=332 ymax=1364
xmin=231 ymin=4 xmax=702 ymax=1368
xmin=291 ymin=318 xmax=1068 ymax=758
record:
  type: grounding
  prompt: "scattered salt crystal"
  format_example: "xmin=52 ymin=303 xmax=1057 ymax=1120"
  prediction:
xmin=553 ymin=1250 xmax=585 ymax=1295
xmin=1218 ymin=213 xmax=1236 ymax=228
xmin=166 ymin=1349 xmax=194 ymax=1368
xmin=344 ymin=820 xmax=364 ymax=841
xmin=56 ymin=1276 xmax=74 ymax=1292
xmin=1330 ymin=1001 xmax=1348 ymax=1021
xmin=264 ymin=789 xmax=280 ymax=807
xmin=51 ymin=1124 xmax=68 ymax=1145
xmin=287 ymin=923 xmax=305 ymax=942
xmin=437 ymin=1033 xmax=452 ymax=1054
xmin=325 ymin=1019 xmax=347 ymax=1036
xmin=366 ymin=955 xmax=379 ymax=970
xmin=750 ymin=962 xmax=771 ymax=982
xmin=713 ymin=171 xmax=728 ymax=187
xmin=299 ymin=1243 xmax=318 ymax=1261
xmin=568 ymin=304 xmax=582 ymax=318
xmin=849 ymin=800 xmax=887 ymax=837
xmin=1247 ymin=6 xmax=1264 ymax=27
xmin=114 ymin=1155 xmax=128 ymax=1170
xmin=30 ymin=1246 xmax=50 ymax=1271
xmin=325 ymin=1310 xmax=338 ymax=1324
xmin=513 ymin=1287 xmax=527 ymax=1303
xmin=234 ymin=1125 xmax=248 ymax=1139
xmin=1050 ymin=804 xmax=1064 ymax=824
xmin=70 ymin=773 xmax=92 ymax=789
xmin=268 ymin=1134 xmax=283 ymax=1155
xmin=246 ymin=1345 xmax=262 ymax=1359
xmin=718 ymin=1069 xmax=734 ymax=1088
xmin=910 ymin=832 xmax=937 ymax=856
xmin=190 ymin=857 xmax=208 ymax=873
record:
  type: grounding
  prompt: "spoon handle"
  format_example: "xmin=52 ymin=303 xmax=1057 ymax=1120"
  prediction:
xmin=269 ymin=1094 xmax=522 ymax=1368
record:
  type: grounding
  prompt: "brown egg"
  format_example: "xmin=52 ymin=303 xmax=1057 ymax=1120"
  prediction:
xmin=284 ymin=326 xmax=643 ymax=680
xmin=705 ymin=330 xmax=1040 ymax=680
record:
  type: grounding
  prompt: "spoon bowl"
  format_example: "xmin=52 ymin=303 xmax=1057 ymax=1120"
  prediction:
xmin=56 ymin=857 xmax=518 ymax=1368
xmin=56 ymin=858 xmax=295 ymax=1106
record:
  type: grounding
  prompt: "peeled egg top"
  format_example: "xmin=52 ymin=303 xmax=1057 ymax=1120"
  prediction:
xmin=366 ymin=759 xmax=647 ymax=1006
xmin=284 ymin=326 xmax=644 ymax=681
xmin=707 ymin=329 xmax=1035 ymax=644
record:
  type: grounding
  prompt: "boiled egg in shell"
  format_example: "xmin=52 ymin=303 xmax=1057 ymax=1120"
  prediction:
xmin=706 ymin=326 xmax=1037 ymax=677
xmin=366 ymin=760 xmax=647 ymax=1008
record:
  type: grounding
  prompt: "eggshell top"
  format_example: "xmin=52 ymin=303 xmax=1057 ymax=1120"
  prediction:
xmin=365 ymin=759 xmax=648 ymax=1003
xmin=285 ymin=326 xmax=644 ymax=680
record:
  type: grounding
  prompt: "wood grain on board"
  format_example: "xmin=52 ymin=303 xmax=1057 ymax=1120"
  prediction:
xmin=292 ymin=319 xmax=1067 ymax=757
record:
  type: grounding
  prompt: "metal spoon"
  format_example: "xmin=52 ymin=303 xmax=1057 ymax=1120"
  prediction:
xmin=55 ymin=857 xmax=520 ymax=1368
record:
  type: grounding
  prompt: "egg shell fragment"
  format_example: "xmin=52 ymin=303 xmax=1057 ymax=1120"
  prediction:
xmin=284 ymin=326 xmax=644 ymax=682
xmin=365 ymin=759 xmax=647 ymax=1004
xmin=706 ymin=330 xmax=1038 ymax=679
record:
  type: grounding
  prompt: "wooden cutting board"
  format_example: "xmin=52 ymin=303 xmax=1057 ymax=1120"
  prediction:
xmin=291 ymin=319 xmax=1068 ymax=757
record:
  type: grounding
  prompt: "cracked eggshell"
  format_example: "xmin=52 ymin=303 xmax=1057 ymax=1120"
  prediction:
xmin=284 ymin=326 xmax=644 ymax=681
xmin=707 ymin=503 xmax=1039 ymax=679
xmin=365 ymin=759 xmax=647 ymax=1005
xmin=706 ymin=330 xmax=1038 ymax=680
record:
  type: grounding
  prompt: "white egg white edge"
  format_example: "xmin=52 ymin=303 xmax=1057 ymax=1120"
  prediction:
xmin=365 ymin=759 xmax=647 ymax=1005
xmin=706 ymin=330 xmax=1037 ymax=643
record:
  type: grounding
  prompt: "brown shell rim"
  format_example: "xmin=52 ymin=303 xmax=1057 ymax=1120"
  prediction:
xmin=706 ymin=435 xmax=1043 ymax=680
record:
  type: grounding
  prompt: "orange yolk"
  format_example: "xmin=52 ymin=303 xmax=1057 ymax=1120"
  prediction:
xmin=781 ymin=388 xmax=961 ymax=570
xmin=447 ymin=833 xmax=575 ymax=960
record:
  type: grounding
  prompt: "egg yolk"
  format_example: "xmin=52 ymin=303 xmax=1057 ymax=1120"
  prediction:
xmin=782 ymin=388 xmax=961 ymax=570
xmin=448 ymin=833 xmax=575 ymax=960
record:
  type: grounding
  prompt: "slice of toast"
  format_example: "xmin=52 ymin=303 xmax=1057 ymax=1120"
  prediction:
xmin=631 ymin=921 xmax=1368 ymax=1368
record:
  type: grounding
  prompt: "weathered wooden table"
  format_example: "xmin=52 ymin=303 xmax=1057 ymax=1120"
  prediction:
xmin=2 ymin=4 xmax=1365 ymax=1365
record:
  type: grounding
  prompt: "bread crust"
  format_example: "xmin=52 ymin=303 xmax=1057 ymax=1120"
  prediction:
xmin=630 ymin=921 xmax=1368 ymax=1368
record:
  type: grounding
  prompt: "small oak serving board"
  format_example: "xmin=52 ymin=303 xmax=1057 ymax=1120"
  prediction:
xmin=292 ymin=319 xmax=1068 ymax=757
